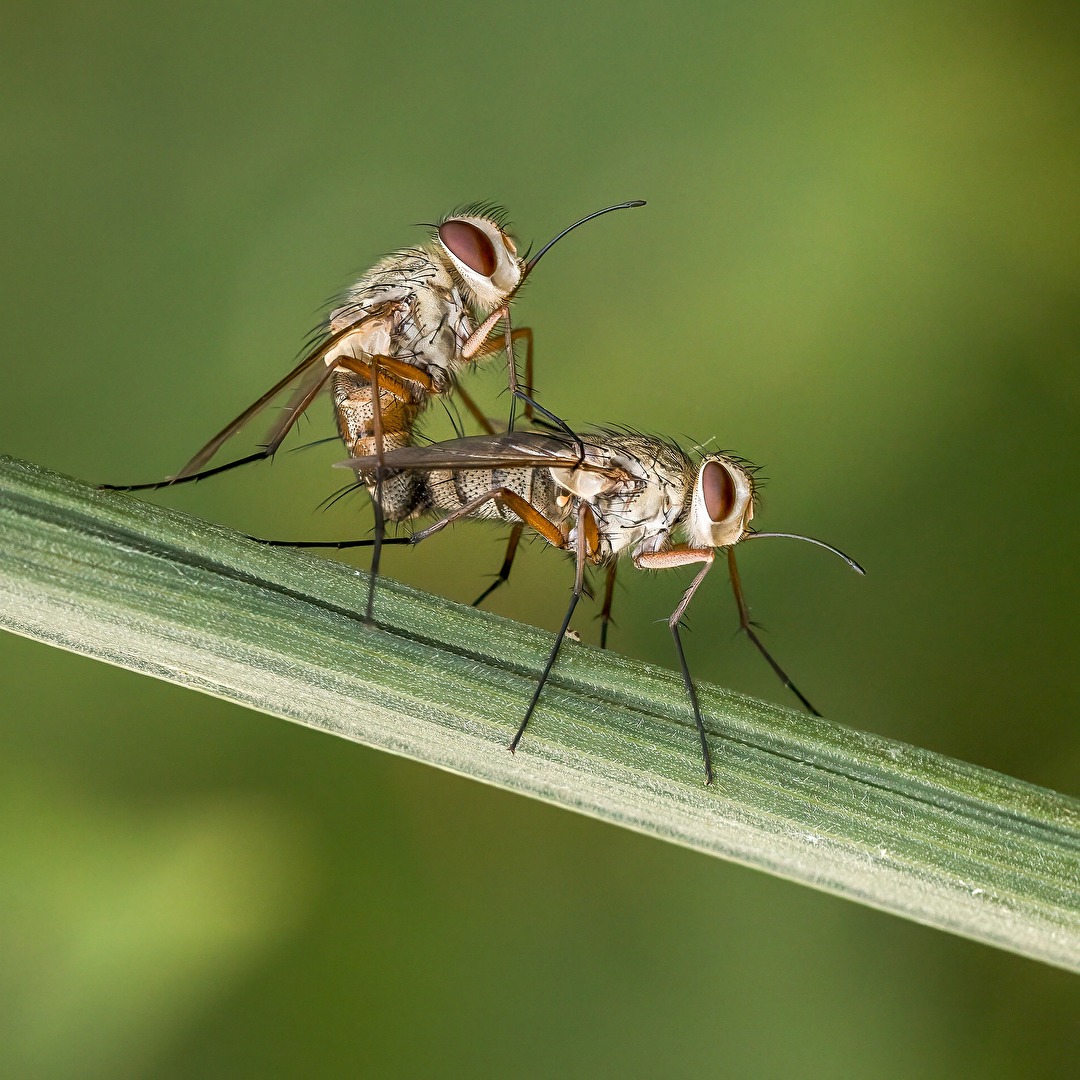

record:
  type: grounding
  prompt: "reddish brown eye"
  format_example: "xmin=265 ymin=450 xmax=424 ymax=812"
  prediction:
xmin=439 ymin=220 xmax=497 ymax=276
xmin=702 ymin=461 xmax=736 ymax=522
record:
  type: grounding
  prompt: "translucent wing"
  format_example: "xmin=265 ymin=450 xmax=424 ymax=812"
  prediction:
xmin=172 ymin=301 xmax=402 ymax=480
xmin=339 ymin=431 xmax=616 ymax=476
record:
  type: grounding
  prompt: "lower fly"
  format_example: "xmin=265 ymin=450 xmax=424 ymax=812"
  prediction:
xmin=274 ymin=428 xmax=863 ymax=784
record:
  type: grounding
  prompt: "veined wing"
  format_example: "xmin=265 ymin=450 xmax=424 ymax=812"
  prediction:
xmin=173 ymin=301 xmax=402 ymax=480
xmin=338 ymin=431 xmax=617 ymax=476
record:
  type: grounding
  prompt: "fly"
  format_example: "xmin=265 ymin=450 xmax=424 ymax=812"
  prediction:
xmin=281 ymin=429 xmax=864 ymax=784
xmin=102 ymin=200 xmax=645 ymax=616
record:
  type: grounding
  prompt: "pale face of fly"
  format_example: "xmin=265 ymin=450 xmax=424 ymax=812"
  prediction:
xmin=435 ymin=214 xmax=524 ymax=314
xmin=686 ymin=455 xmax=755 ymax=549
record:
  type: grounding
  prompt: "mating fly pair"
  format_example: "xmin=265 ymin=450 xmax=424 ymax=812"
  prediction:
xmin=103 ymin=198 xmax=861 ymax=784
xmin=104 ymin=200 xmax=646 ymax=615
xmin=325 ymin=430 xmax=864 ymax=784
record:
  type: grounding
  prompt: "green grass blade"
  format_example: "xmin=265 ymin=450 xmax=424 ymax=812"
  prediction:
xmin=1 ymin=455 xmax=1078 ymax=971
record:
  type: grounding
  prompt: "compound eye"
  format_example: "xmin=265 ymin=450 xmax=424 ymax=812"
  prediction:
xmin=702 ymin=461 xmax=736 ymax=523
xmin=439 ymin=220 xmax=497 ymax=277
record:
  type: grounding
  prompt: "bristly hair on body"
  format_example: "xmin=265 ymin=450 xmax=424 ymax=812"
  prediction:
xmin=585 ymin=424 xmax=761 ymax=477
xmin=441 ymin=202 xmax=513 ymax=233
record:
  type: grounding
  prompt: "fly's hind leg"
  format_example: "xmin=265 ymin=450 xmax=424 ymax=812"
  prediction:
xmin=336 ymin=354 xmax=426 ymax=623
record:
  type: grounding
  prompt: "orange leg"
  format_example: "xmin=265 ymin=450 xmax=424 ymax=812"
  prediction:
xmin=508 ymin=501 xmax=591 ymax=754
xmin=635 ymin=546 xmax=717 ymax=784
xmin=452 ymin=382 xmax=499 ymax=435
xmin=337 ymin=355 xmax=428 ymax=400
xmin=468 ymin=326 xmax=536 ymax=422
xmin=411 ymin=487 xmax=568 ymax=551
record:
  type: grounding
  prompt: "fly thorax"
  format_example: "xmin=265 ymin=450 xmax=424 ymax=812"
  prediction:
xmin=592 ymin=488 xmax=671 ymax=558
xmin=327 ymin=249 xmax=468 ymax=389
xmin=549 ymin=444 xmax=643 ymax=501
xmin=597 ymin=451 xmax=688 ymax=557
xmin=401 ymin=276 xmax=472 ymax=390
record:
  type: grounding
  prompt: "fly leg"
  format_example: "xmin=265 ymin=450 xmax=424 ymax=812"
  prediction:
xmin=598 ymin=562 xmax=618 ymax=649
xmin=408 ymin=488 xmax=566 ymax=549
xmin=462 ymin=307 xmax=521 ymax=430
xmin=248 ymin=534 xmax=411 ymax=551
xmin=508 ymin=502 xmax=592 ymax=755
xmin=471 ymin=523 xmax=523 ymax=608
xmin=100 ymin=451 xmax=282 ymax=491
xmin=726 ymin=547 xmax=820 ymax=715
xmin=635 ymin=547 xmax=718 ymax=785
xmin=464 ymin=320 xmax=576 ymax=450
xmin=365 ymin=354 xmax=389 ymax=623
xmin=101 ymin=349 xmax=419 ymax=493
xmin=336 ymin=354 xmax=432 ymax=622
xmin=465 ymin=325 xmax=539 ymax=425
xmin=248 ymin=486 xmax=563 ymax=628
xmin=460 ymin=327 xmax=535 ymax=603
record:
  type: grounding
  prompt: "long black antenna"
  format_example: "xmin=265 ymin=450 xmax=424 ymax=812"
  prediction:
xmin=522 ymin=200 xmax=646 ymax=278
xmin=742 ymin=531 xmax=865 ymax=574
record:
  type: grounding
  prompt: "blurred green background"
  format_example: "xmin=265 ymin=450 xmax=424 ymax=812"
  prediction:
xmin=2 ymin=1 xmax=1078 ymax=1076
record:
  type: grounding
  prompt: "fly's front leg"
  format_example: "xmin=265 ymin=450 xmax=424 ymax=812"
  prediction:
xmin=518 ymin=326 xmax=535 ymax=420
xmin=725 ymin=548 xmax=820 ymax=716
xmin=467 ymin=326 xmax=536 ymax=424
xmin=461 ymin=332 xmax=532 ymax=608
xmin=635 ymin=546 xmax=717 ymax=785
xmin=462 ymin=306 xmax=517 ymax=393
xmin=502 ymin=309 xmax=519 ymax=431
xmin=461 ymin=323 xmax=578 ymax=452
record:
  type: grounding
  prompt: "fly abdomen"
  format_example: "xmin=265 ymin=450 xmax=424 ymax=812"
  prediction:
xmin=425 ymin=465 xmax=559 ymax=526
xmin=334 ymin=371 xmax=428 ymax=522
xmin=333 ymin=371 xmax=423 ymax=456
